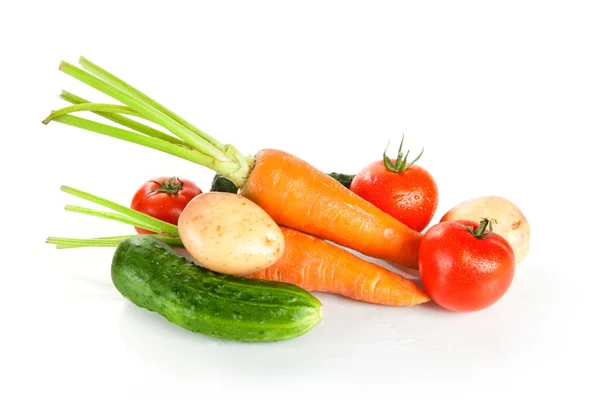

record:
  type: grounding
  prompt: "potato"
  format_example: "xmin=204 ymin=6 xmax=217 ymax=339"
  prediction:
xmin=178 ymin=192 xmax=285 ymax=275
xmin=440 ymin=195 xmax=530 ymax=264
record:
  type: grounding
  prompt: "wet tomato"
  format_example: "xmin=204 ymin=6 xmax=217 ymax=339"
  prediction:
xmin=418 ymin=218 xmax=516 ymax=312
xmin=350 ymin=138 xmax=438 ymax=232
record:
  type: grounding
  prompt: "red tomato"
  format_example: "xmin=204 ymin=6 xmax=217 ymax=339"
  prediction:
xmin=131 ymin=177 xmax=202 ymax=234
xmin=418 ymin=218 xmax=516 ymax=312
xmin=350 ymin=142 xmax=438 ymax=232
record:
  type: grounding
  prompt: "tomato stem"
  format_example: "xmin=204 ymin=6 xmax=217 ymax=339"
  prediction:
xmin=148 ymin=177 xmax=184 ymax=195
xmin=465 ymin=218 xmax=497 ymax=239
xmin=382 ymin=134 xmax=424 ymax=174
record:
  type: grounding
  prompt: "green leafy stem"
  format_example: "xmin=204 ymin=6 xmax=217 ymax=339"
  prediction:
xmin=43 ymin=57 xmax=254 ymax=187
xmin=46 ymin=186 xmax=182 ymax=249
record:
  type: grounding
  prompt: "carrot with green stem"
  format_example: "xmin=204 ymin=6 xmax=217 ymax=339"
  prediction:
xmin=48 ymin=187 xmax=428 ymax=306
xmin=43 ymin=57 xmax=423 ymax=269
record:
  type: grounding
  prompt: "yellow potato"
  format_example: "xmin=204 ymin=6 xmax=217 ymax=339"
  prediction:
xmin=178 ymin=192 xmax=285 ymax=275
xmin=440 ymin=195 xmax=530 ymax=263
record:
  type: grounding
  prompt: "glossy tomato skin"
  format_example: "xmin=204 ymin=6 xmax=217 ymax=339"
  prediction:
xmin=418 ymin=220 xmax=515 ymax=312
xmin=131 ymin=177 xmax=202 ymax=234
xmin=350 ymin=161 xmax=438 ymax=232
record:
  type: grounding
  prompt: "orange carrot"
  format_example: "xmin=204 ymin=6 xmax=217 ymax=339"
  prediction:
xmin=248 ymin=227 xmax=429 ymax=306
xmin=240 ymin=149 xmax=424 ymax=269
xmin=44 ymin=58 xmax=423 ymax=269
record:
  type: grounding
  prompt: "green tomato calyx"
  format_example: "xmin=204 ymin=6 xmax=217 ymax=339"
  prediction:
xmin=149 ymin=177 xmax=184 ymax=196
xmin=382 ymin=134 xmax=424 ymax=174
xmin=465 ymin=218 xmax=497 ymax=239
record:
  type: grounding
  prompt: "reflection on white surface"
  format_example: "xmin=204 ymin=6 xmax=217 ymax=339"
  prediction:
xmin=114 ymin=264 xmax=558 ymax=382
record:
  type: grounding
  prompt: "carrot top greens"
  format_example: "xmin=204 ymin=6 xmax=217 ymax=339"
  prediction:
xmin=43 ymin=57 xmax=254 ymax=187
xmin=46 ymin=185 xmax=182 ymax=249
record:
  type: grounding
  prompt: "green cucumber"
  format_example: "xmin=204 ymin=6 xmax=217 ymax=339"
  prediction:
xmin=327 ymin=172 xmax=355 ymax=189
xmin=210 ymin=174 xmax=239 ymax=194
xmin=112 ymin=235 xmax=323 ymax=342
xmin=210 ymin=172 xmax=355 ymax=193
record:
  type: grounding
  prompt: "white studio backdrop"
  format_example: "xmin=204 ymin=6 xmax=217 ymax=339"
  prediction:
xmin=1 ymin=1 xmax=598 ymax=399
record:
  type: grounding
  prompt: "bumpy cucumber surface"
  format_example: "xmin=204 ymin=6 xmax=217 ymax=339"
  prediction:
xmin=111 ymin=235 xmax=323 ymax=342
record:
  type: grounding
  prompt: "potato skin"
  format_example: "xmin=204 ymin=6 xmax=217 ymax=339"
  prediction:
xmin=178 ymin=192 xmax=285 ymax=275
xmin=440 ymin=196 xmax=530 ymax=264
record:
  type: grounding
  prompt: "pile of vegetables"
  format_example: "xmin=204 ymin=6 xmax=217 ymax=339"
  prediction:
xmin=45 ymin=57 xmax=531 ymax=342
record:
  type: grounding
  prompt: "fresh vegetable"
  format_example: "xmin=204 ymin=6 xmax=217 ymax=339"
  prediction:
xmin=210 ymin=174 xmax=238 ymax=194
xmin=43 ymin=58 xmax=423 ymax=269
xmin=47 ymin=189 xmax=322 ymax=341
xmin=131 ymin=176 xmax=202 ymax=234
xmin=178 ymin=192 xmax=285 ymax=275
xmin=350 ymin=139 xmax=438 ymax=232
xmin=249 ymin=228 xmax=430 ymax=306
xmin=418 ymin=218 xmax=516 ymax=312
xmin=327 ymin=172 xmax=355 ymax=189
xmin=238 ymin=149 xmax=423 ymax=268
xmin=112 ymin=235 xmax=323 ymax=342
xmin=440 ymin=195 xmax=530 ymax=263
xmin=212 ymin=172 xmax=356 ymax=193
xmin=48 ymin=187 xmax=424 ymax=307
xmin=46 ymin=185 xmax=182 ymax=249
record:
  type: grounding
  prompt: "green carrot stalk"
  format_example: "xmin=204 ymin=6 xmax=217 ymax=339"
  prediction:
xmin=64 ymin=205 xmax=162 ymax=234
xmin=58 ymin=91 xmax=188 ymax=146
xmin=43 ymin=103 xmax=140 ymax=123
xmin=47 ymin=235 xmax=183 ymax=249
xmin=78 ymin=57 xmax=220 ymax=148
xmin=47 ymin=186 xmax=181 ymax=249
xmin=43 ymin=57 xmax=253 ymax=187
xmin=60 ymin=185 xmax=178 ymax=236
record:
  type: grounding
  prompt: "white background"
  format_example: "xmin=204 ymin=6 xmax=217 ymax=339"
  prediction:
xmin=1 ymin=1 xmax=598 ymax=398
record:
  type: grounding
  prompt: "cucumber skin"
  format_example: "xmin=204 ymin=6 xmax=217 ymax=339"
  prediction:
xmin=210 ymin=174 xmax=238 ymax=194
xmin=111 ymin=236 xmax=323 ymax=342
xmin=327 ymin=172 xmax=355 ymax=189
